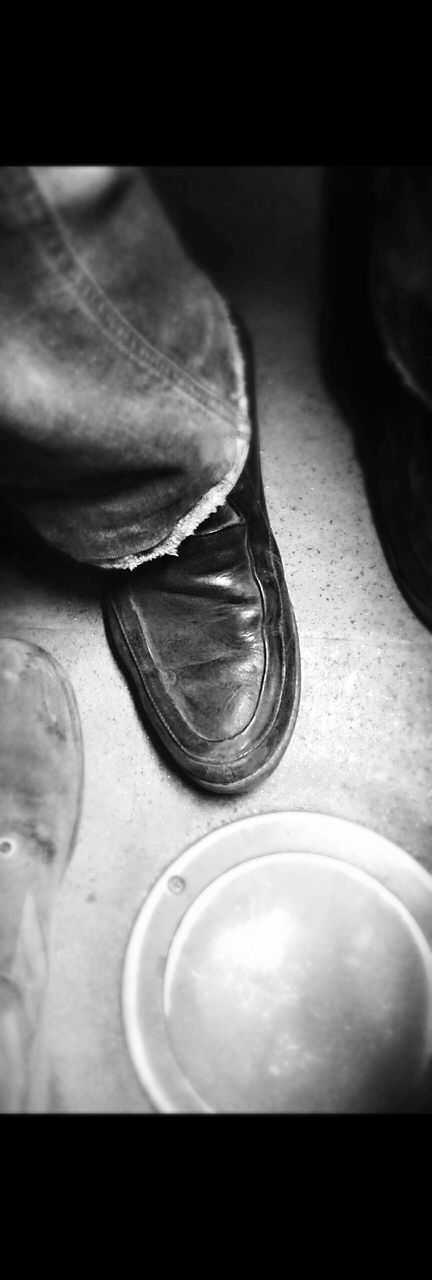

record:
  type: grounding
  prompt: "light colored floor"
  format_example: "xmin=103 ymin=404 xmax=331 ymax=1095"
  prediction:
xmin=1 ymin=167 xmax=432 ymax=1112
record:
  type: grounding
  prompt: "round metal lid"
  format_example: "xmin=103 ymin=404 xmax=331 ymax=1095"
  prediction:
xmin=122 ymin=812 xmax=432 ymax=1113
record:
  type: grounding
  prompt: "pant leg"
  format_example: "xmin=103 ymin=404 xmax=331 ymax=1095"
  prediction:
xmin=0 ymin=167 xmax=251 ymax=568
xmin=371 ymin=166 xmax=432 ymax=412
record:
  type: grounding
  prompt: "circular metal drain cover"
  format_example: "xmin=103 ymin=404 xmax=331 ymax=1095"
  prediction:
xmin=122 ymin=813 xmax=432 ymax=1113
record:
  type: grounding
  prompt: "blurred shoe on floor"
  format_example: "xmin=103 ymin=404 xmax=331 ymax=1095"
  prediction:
xmin=0 ymin=638 xmax=82 ymax=1111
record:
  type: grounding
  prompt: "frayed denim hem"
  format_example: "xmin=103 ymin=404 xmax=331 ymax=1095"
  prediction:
xmin=97 ymin=427 xmax=250 ymax=569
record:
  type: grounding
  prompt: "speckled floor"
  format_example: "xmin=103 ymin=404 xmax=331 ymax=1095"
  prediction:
xmin=1 ymin=167 xmax=432 ymax=1112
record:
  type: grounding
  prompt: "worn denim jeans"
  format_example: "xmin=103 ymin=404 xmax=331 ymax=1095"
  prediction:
xmin=0 ymin=167 xmax=251 ymax=568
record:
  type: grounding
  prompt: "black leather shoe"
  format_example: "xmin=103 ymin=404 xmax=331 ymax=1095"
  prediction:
xmin=104 ymin=451 xmax=300 ymax=795
xmin=321 ymin=166 xmax=432 ymax=631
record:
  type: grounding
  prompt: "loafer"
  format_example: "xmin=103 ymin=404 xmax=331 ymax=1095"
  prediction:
xmin=321 ymin=166 xmax=432 ymax=631
xmin=0 ymin=639 xmax=83 ymax=1110
xmin=104 ymin=446 xmax=300 ymax=795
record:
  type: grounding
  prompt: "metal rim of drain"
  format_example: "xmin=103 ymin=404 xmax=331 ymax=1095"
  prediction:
xmin=122 ymin=812 xmax=432 ymax=1115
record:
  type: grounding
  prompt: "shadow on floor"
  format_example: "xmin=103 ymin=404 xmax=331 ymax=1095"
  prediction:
xmin=0 ymin=498 xmax=105 ymax=607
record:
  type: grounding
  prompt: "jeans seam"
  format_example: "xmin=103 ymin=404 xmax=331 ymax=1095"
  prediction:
xmin=2 ymin=167 xmax=246 ymax=431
